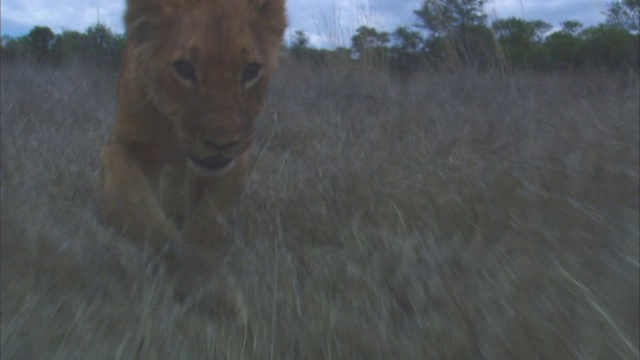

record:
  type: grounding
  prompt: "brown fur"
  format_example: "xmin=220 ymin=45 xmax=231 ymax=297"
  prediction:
xmin=100 ymin=0 xmax=286 ymax=260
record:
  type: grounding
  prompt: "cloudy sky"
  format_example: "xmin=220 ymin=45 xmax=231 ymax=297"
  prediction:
xmin=1 ymin=0 xmax=610 ymax=48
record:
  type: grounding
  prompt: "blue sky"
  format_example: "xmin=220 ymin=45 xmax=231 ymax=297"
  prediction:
xmin=1 ymin=0 xmax=609 ymax=48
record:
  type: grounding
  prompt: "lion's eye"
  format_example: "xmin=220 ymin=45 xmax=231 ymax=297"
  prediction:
xmin=173 ymin=60 xmax=196 ymax=82
xmin=241 ymin=62 xmax=262 ymax=86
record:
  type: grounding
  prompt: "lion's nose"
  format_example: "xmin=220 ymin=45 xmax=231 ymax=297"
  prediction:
xmin=202 ymin=135 xmax=241 ymax=152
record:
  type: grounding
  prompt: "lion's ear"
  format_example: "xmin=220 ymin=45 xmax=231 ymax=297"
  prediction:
xmin=248 ymin=0 xmax=287 ymax=30
xmin=126 ymin=16 xmax=151 ymax=45
xmin=248 ymin=0 xmax=286 ymax=11
xmin=125 ymin=0 xmax=183 ymax=44
xmin=125 ymin=4 xmax=161 ymax=44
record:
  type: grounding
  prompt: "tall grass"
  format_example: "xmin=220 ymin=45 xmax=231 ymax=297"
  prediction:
xmin=1 ymin=59 xmax=638 ymax=359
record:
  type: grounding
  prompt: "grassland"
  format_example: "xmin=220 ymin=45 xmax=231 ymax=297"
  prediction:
xmin=1 ymin=60 xmax=638 ymax=359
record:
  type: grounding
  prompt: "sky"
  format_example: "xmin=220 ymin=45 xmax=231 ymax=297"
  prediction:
xmin=1 ymin=0 xmax=610 ymax=48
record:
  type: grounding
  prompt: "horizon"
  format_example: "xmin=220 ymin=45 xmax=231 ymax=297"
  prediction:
xmin=1 ymin=1 xmax=609 ymax=48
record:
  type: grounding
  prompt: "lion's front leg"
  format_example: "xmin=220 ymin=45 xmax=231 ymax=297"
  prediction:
xmin=100 ymin=141 xmax=182 ymax=259
xmin=181 ymin=154 xmax=249 ymax=250
xmin=181 ymin=205 xmax=226 ymax=252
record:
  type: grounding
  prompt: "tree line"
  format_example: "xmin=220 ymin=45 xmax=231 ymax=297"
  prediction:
xmin=1 ymin=23 xmax=125 ymax=67
xmin=291 ymin=0 xmax=639 ymax=72
xmin=1 ymin=0 xmax=638 ymax=72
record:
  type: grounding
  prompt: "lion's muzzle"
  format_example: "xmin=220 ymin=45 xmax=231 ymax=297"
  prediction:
xmin=188 ymin=153 xmax=236 ymax=176
xmin=181 ymin=109 xmax=254 ymax=177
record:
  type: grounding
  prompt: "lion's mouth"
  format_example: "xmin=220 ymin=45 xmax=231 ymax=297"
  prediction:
xmin=188 ymin=154 xmax=235 ymax=175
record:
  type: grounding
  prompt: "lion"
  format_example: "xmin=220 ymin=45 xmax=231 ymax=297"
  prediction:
xmin=100 ymin=0 xmax=287 ymax=264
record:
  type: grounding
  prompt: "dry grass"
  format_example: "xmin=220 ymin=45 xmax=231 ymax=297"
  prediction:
xmin=1 ymin=59 xmax=638 ymax=359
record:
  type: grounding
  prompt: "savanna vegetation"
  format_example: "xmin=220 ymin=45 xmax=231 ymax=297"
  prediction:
xmin=1 ymin=0 xmax=639 ymax=358
xmin=2 ymin=0 xmax=639 ymax=72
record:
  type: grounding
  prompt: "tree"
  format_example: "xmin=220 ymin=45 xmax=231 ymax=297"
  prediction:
xmin=414 ymin=0 xmax=489 ymax=68
xmin=578 ymin=24 xmax=638 ymax=69
xmin=84 ymin=23 xmax=125 ymax=66
xmin=529 ymin=20 xmax=553 ymax=42
xmin=351 ymin=25 xmax=390 ymax=68
xmin=560 ymin=20 xmax=584 ymax=36
xmin=414 ymin=0 xmax=487 ymax=36
xmin=289 ymin=30 xmax=312 ymax=61
xmin=351 ymin=26 xmax=390 ymax=54
xmin=459 ymin=24 xmax=497 ymax=69
xmin=493 ymin=18 xmax=551 ymax=44
xmin=51 ymin=30 xmax=86 ymax=64
xmin=605 ymin=0 xmax=640 ymax=31
xmin=389 ymin=26 xmax=425 ymax=71
xmin=1 ymin=35 xmax=31 ymax=62
xmin=544 ymin=21 xmax=584 ymax=70
xmin=290 ymin=30 xmax=310 ymax=50
xmin=1 ymin=35 xmax=11 ymax=60
xmin=392 ymin=26 xmax=423 ymax=53
xmin=492 ymin=17 xmax=552 ymax=69
xmin=26 ymin=26 xmax=55 ymax=62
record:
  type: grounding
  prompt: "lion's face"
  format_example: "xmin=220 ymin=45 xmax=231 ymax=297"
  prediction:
xmin=126 ymin=0 xmax=286 ymax=176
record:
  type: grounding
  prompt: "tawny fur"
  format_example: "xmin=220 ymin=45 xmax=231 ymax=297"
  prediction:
xmin=100 ymin=0 xmax=286 ymax=258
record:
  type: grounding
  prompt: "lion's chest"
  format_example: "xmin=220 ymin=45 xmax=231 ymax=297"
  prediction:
xmin=148 ymin=157 xmax=246 ymax=235
xmin=153 ymin=165 xmax=200 ymax=229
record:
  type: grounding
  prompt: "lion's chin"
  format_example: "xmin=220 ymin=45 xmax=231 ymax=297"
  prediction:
xmin=188 ymin=154 xmax=236 ymax=177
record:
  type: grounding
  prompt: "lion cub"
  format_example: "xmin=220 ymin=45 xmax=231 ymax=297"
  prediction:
xmin=100 ymin=0 xmax=286 ymax=261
